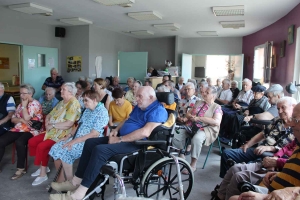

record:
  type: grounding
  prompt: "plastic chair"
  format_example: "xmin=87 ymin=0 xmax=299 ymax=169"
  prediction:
xmin=202 ymin=136 xmax=222 ymax=169
xmin=12 ymin=142 xmax=28 ymax=171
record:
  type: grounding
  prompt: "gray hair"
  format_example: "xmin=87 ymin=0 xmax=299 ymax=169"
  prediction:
xmin=157 ymin=85 xmax=170 ymax=92
xmin=78 ymin=76 xmax=86 ymax=81
xmin=231 ymin=80 xmax=238 ymax=85
xmin=243 ymin=78 xmax=252 ymax=85
xmin=50 ymin=68 xmax=57 ymax=74
xmin=63 ymin=82 xmax=77 ymax=96
xmin=187 ymin=79 xmax=197 ymax=87
xmin=127 ymin=77 xmax=135 ymax=82
xmin=199 ymin=81 xmax=208 ymax=87
xmin=207 ymin=85 xmax=218 ymax=98
xmin=0 ymin=82 xmax=4 ymax=89
xmin=185 ymin=82 xmax=195 ymax=89
xmin=86 ymin=77 xmax=93 ymax=85
xmin=135 ymin=80 xmax=142 ymax=86
xmin=223 ymin=79 xmax=231 ymax=86
xmin=277 ymin=96 xmax=297 ymax=106
xmin=269 ymin=90 xmax=284 ymax=98
xmin=20 ymin=83 xmax=35 ymax=95
xmin=45 ymin=87 xmax=56 ymax=95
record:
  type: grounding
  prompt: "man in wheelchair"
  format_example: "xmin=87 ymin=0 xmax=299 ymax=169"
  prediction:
xmin=50 ymin=86 xmax=168 ymax=200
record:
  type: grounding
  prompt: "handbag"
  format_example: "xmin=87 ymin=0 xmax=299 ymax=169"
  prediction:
xmin=30 ymin=120 xmax=43 ymax=130
xmin=186 ymin=103 xmax=206 ymax=137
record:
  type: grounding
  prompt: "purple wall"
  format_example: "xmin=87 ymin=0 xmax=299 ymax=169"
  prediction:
xmin=242 ymin=3 xmax=300 ymax=87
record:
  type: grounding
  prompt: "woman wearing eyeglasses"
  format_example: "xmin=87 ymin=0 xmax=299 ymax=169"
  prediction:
xmin=28 ymin=82 xmax=81 ymax=186
xmin=49 ymin=90 xmax=109 ymax=184
xmin=0 ymin=84 xmax=43 ymax=178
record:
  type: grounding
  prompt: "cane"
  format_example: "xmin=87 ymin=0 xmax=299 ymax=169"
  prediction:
xmin=48 ymin=109 xmax=85 ymax=193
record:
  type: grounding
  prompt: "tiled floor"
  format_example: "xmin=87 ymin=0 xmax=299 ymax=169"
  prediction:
xmin=0 ymin=142 xmax=226 ymax=200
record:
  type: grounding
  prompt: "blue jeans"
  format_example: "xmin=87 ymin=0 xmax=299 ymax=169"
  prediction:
xmin=219 ymin=147 xmax=259 ymax=178
xmin=75 ymin=137 xmax=140 ymax=188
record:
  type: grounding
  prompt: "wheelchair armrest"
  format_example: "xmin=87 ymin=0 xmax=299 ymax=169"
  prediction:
xmin=135 ymin=140 xmax=167 ymax=146
xmin=249 ymin=119 xmax=273 ymax=125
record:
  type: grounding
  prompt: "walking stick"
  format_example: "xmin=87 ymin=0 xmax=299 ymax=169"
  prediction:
xmin=48 ymin=109 xmax=85 ymax=193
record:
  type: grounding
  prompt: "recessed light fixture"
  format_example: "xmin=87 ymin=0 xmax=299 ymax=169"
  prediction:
xmin=153 ymin=23 xmax=180 ymax=31
xmin=212 ymin=5 xmax=244 ymax=16
xmin=130 ymin=30 xmax=154 ymax=36
xmin=197 ymin=31 xmax=218 ymax=36
xmin=220 ymin=21 xmax=245 ymax=29
xmin=59 ymin=18 xmax=93 ymax=25
xmin=93 ymin=0 xmax=135 ymax=6
xmin=8 ymin=3 xmax=53 ymax=15
xmin=128 ymin=11 xmax=162 ymax=20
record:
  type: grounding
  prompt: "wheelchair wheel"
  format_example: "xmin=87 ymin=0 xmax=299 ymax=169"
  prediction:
xmin=141 ymin=157 xmax=194 ymax=200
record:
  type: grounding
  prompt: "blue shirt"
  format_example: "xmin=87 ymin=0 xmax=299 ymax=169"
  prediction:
xmin=119 ymin=100 xmax=168 ymax=136
xmin=43 ymin=76 xmax=65 ymax=89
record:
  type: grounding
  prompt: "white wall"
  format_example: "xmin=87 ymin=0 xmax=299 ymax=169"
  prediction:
xmin=139 ymin=37 xmax=175 ymax=70
xmin=0 ymin=44 xmax=20 ymax=83
xmin=60 ymin=26 xmax=90 ymax=82
xmin=89 ymin=26 xmax=140 ymax=79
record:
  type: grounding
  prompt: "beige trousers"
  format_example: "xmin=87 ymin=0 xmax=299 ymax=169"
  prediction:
xmin=172 ymin=129 xmax=206 ymax=159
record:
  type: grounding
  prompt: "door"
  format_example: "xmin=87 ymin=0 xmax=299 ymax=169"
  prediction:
xmin=22 ymin=45 xmax=58 ymax=98
xmin=118 ymin=52 xmax=148 ymax=84
xmin=231 ymin=54 xmax=244 ymax=89
xmin=181 ymin=54 xmax=192 ymax=82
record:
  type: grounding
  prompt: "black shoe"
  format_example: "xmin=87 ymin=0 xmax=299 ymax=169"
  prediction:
xmin=211 ymin=184 xmax=220 ymax=196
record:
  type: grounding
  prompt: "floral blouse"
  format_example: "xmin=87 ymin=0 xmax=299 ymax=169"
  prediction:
xmin=10 ymin=99 xmax=43 ymax=136
xmin=44 ymin=97 xmax=81 ymax=142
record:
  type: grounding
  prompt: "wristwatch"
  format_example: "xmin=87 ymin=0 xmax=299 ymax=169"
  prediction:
xmin=119 ymin=136 xmax=123 ymax=143
xmin=52 ymin=123 xmax=56 ymax=129
xmin=21 ymin=106 xmax=25 ymax=110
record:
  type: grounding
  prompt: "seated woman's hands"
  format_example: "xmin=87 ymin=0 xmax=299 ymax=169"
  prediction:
xmin=240 ymin=143 xmax=249 ymax=153
xmin=263 ymin=171 xmax=278 ymax=187
xmin=262 ymin=156 xmax=278 ymax=168
xmin=63 ymin=138 xmax=80 ymax=150
xmin=254 ymin=145 xmax=275 ymax=155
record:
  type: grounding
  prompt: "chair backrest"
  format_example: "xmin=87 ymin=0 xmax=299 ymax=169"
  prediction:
xmin=156 ymin=92 xmax=175 ymax=105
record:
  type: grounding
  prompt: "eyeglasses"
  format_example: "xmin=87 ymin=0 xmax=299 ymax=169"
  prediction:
xmin=20 ymin=93 xmax=29 ymax=95
xmin=291 ymin=117 xmax=299 ymax=124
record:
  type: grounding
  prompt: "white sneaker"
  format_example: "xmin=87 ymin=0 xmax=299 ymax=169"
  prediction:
xmin=31 ymin=167 xmax=50 ymax=177
xmin=32 ymin=175 xmax=48 ymax=186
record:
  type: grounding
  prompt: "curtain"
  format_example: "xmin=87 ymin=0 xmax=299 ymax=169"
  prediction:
xmin=95 ymin=56 xmax=102 ymax=78
xmin=263 ymin=41 xmax=273 ymax=83
xmin=292 ymin=27 xmax=300 ymax=101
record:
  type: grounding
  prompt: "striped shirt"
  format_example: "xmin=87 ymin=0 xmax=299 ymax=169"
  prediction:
xmin=6 ymin=96 xmax=16 ymax=112
xmin=269 ymin=143 xmax=300 ymax=192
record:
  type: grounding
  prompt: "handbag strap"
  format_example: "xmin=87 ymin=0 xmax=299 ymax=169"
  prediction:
xmin=195 ymin=102 xmax=206 ymax=117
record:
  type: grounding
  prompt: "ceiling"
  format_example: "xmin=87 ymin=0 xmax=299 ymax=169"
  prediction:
xmin=0 ymin=0 xmax=299 ymax=38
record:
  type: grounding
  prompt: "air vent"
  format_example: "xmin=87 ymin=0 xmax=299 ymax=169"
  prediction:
xmin=60 ymin=18 xmax=93 ymax=25
xmin=128 ymin=11 xmax=162 ymax=21
xmin=130 ymin=30 xmax=154 ymax=36
xmin=153 ymin=23 xmax=180 ymax=31
xmin=220 ymin=21 xmax=245 ymax=29
xmin=93 ymin=0 xmax=135 ymax=6
xmin=8 ymin=3 xmax=53 ymax=15
xmin=212 ymin=5 xmax=244 ymax=16
xmin=197 ymin=31 xmax=218 ymax=37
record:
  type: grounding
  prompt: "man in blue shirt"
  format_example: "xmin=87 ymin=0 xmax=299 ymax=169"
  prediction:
xmin=42 ymin=68 xmax=65 ymax=100
xmin=50 ymin=86 xmax=168 ymax=200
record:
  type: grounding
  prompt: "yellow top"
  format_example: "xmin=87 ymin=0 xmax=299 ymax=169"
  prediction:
xmin=109 ymin=100 xmax=132 ymax=123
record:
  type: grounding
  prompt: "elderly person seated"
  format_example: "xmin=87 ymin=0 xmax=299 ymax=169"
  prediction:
xmin=125 ymin=80 xmax=142 ymax=106
xmin=28 ymin=82 xmax=81 ymax=186
xmin=49 ymin=90 xmax=109 ymax=182
xmin=196 ymin=80 xmax=209 ymax=100
xmin=144 ymin=79 xmax=152 ymax=87
xmin=39 ymin=87 xmax=59 ymax=115
xmin=49 ymin=86 xmax=168 ymax=200
xmin=156 ymin=75 xmax=170 ymax=90
xmin=93 ymin=78 xmax=111 ymax=110
xmin=219 ymin=96 xmax=296 ymax=178
xmin=0 ymin=84 xmax=43 ymax=177
xmin=42 ymin=68 xmax=65 ymax=100
xmin=215 ymin=79 xmax=233 ymax=105
xmin=148 ymin=67 xmax=158 ymax=77
xmin=172 ymin=86 xmax=222 ymax=173
xmin=123 ymin=77 xmax=135 ymax=93
xmin=85 ymin=78 xmax=93 ymax=91
xmin=230 ymin=80 xmax=240 ymax=100
xmin=0 ymin=82 xmax=16 ymax=136
xmin=112 ymin=76 xmax=122 ymax=90
xmin=75 ymin=80 xmax=88 ymax=111
xmin=175 ymin=77 xmax=185 ymax=91
xmin=232 ymin=78 xmax=253 ymax=108
xmin=108 ymin=88 xmax=132 ymax=127
xmin=163 ymin=80 xmax=181 ymax=102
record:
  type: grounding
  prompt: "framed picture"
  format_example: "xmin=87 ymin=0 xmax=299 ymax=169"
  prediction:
xmin=280 ymin=40 xmax=286 ymax=57
xmin=288 ymin=25 xmax=295 ymax=45
xmin=0 ymin=57 xmax=9 ymax=69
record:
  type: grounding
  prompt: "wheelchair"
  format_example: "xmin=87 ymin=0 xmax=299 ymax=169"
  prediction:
xmin=82 ymin=92 xmax=194 ymax=200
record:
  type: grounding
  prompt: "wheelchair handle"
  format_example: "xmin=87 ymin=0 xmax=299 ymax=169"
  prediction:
xmin=249 ymin=119 xmax=273 ymax=125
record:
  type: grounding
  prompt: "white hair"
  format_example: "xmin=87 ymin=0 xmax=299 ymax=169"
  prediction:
xmin=223 ymin=79 xmax=231 ymax=86
xmin=45 ymin=87 xmax=56 ymax=95
xmin=243 ymin=78 xmax=252 ymax=85
xmin=50 ymin=68 xmax=58 ymax=74
xmin=199 ymin=81 xmax=208 ymax=87
xmin=187 ymin=79 xmax=197 ymax=87
xmin=185 ymin=82 xmax=195 ymax=89
xmin=232 ymin=80 xmax=238 ymax=85
xmin=0 ymin=82 xmax=4 ymax=89
xmin=63 ymin=82 xmax=77 ymax=96
xmin=277 ymin=96 xmax=297 ymax=106
xmin=20 ymin=83 xmax=35 ymax=95
xmin=78 ymin=76 xmax=86 ymax=81
xmin=86 ymin=77 xmax=93 ymax=85
xmin=157 ymin=85 xmax=170 ymax=92
xmin=127 ymin=77 xmax=135 ymax=82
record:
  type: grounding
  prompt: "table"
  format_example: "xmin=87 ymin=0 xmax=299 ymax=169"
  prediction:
xmin=5 ymin=87 xmax=20 ymax=104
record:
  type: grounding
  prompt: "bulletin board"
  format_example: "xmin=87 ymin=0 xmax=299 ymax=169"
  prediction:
xmin=67 ymin=56 xmax=82 ymax=72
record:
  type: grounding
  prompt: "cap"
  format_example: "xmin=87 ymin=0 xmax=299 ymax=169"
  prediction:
xmin=266 ymin=84 xmax=283 ymax=93
xmin=252 ymin=85 xmax=266 ymax=92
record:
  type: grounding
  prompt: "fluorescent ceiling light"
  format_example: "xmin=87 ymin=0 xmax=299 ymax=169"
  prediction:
xmin=212 ymin=5 xmax=244 ymax=16
xmin=153 ymin=23 xmax=180 ymax=31
xmin=130 ymin=30 xmax=154 ymax=36
xmin=93 ymin=0 xmax=135 ymax=6
xmin=220 ymin=21 xmax=245 ymax=29
xmin=8 ymin=3 xmax=53 ymax=15
xmin=128 ymin=11 xmax=162 ymax=20
xmin=60 ymin=18 xmax=93 ymax=25
xmin=197 ymin=31 xmax=218 ymax=36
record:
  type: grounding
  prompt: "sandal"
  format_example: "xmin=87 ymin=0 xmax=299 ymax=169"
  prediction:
xmin=181 ymin=167 xmax=196 ymax=175
xmin=11 ymin=168 xmax=26 ymax=180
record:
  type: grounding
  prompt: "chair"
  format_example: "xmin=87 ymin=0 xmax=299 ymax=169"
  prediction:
xmin=81 ymin=92 xmax=194 ymax=200
xmin=12 ymin=142 xmax=28 ymax=171
xmin=202 ymin=136 xmax=222 ymax=169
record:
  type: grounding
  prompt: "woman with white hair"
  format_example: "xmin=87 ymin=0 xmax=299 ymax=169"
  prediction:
xmin=39 ymin=87 xmax=59 ymax=115
xmin=123 ymin=77 xmax=135 ymax=93
xmin=28 ymin=82 xmax=81 ymax=186
xmin=230 ymin=80 xmax=240 ymax=100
